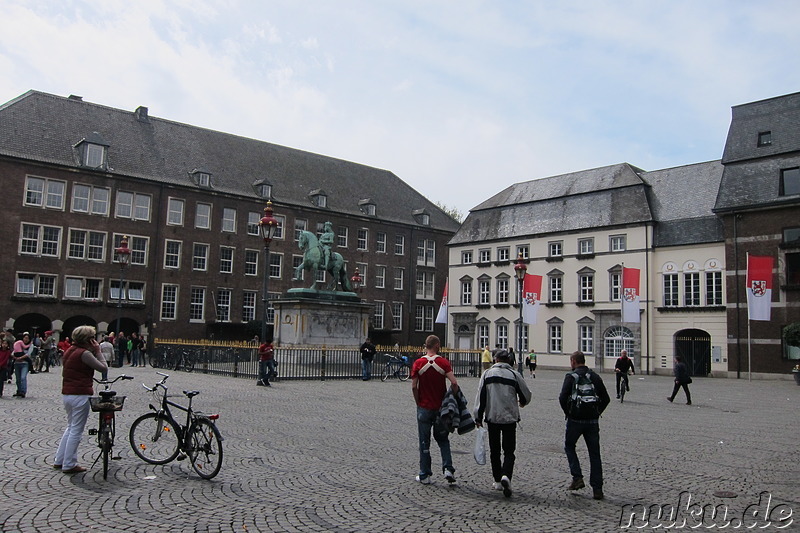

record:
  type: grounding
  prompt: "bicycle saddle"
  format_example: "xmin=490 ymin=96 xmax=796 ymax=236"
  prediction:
xmin=184 ymin=390 xmax=200 ymax=398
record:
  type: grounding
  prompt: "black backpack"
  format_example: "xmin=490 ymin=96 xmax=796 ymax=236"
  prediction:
xmin=568 ymin=370 xmax=601 ymax=419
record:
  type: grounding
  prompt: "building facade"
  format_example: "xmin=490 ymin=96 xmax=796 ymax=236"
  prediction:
xmin=1 ymin=90 xmax=459 ymax=346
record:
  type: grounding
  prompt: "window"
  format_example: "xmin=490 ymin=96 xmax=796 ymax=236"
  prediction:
xmin=374 ymin=302 xmax=385 ymax=329
xmin=549 ymin=241 xmax=563 ymax=258
xmin=189 ymin=287 xmax=205 ymax=321
xmin=245 ymin=250 xmax=259 ymax=276
xmin=663 ymin=273 xmax=679 ymax=306
xmin=216 ymin=289 xmax=232 ymax=322
xmin=68 ymin=229 xmax=105 ymax=260
xmin=416 ymin=271 xmax=435 ymax=299
xmin=361 ymin=202 xmax=376 ymax=216
xmin=610 ymin=235 xmax=626 ymax=252
xmin=580 ymin=324 xmax=594 ymax=354
xmin=515 ymin=323 xmax=529 ymax=352
xmin=477 ymin=324 xmax=489 ymax=349
xmin=780 ymin=168 xmax=800 ymax=196
xmin=516 ymin=245 xmax=530 ymax=260
xmin=220 ymin=247 xmax=234 ymax=274
xmin=757 ymin=131 xmax=772 ymax=147
xmin=161 ymin=285 xmax=178 ymax=320
xmin=254 ymin=181 xmax=272 ymax=199
xmin=461 ymin=250 xmax=473 ymax=264
xmin=292 ymin=256 xmax=304 ymax=281
xmin=497 ymin=247 xmax=510 ymax=262
xmin=394 ymin=268 xmax=404 ymax=290
xmin=497 ymin=278 xmax=509 ymax=304
xmin=356 ymin=263 xmax=368 ymax=288
xmin=65 ymin=277 xmax=102 ymax=300
xmin=548 ymin=322 xmax=563 ymax=353
xmin=375 ymin=266 xmax=386 ymax=288
xmin=461 ymin=279 xmax=473 ymax=305
xmin=242 ymin=291 xmax=257 ymax=322
xmin=120 ymin=235 xmax=149 ymax=266
xmin=337 ymin=226 xmax=349 ymax=248
xmin=167 ymin=198 xmax=184 ymax=226
xmin=496 ymin=323 xmax=508 ymax=349
xmin=269 ymin=253 xmax=282 ymax=278
xmin=357 ymin=229 xmax=368 ymax=250
xmin=478 ymin=279 xmax=490 ymax=305
xmin=193 ymin=243 xmax=209 ymax=271
xmin=420 ymin=213 xmax=430 ymax=226
xmin=786 ymin=252 xmax=800 ymax=286
xmin=16 ymin=273 xmax=56 ymax=297
xmin=25 ymin=176 xmax=66 ymax=209
xmin=159 ymin=240 xmax=179 ymax=268
xmin=196 ymin=172 xmax=211 ymax=187
xmin=610 ymin=271 xmax=621 ymax=301
xmin=395 ymin=235 xmax=405 ymax=255
xmin=110 ymin=280 xmax=143 ymax=301
xmin=272 ymin=215 xmax=285 ymax=239
xmin=784 ymin=227 xmax=800 ymax=247
xmin=294 ymin=219 xmax=307 ymax=243
xmin=20 ymin=224 xmax=61 ymax=256
xmin=684 ymin=272 xmax=700 ymax=306
xmin=706 ymin=271 xmax=723 ymax=305
xmin=604 ymin=326 xmax=634 ymax=358
xmin=116 ymin=191 xmax=151 ymax=221
xmin=222 ymin=208 xmax=237 ymax=233
xmin=312 ymin=193 xmax=327 ymax=208
xmin=83 ymin=143 xmax=106 ymax=168
xmin=72 ymin=184 xmax=109 ymax=215
xmin=195 ymin=203 xmax=211 ymax=229
xmin=247 ymin=212 xmax=261 ymax=235
xmin=579 ymin=271 xmax=594 ymax=302
xmin=549 ymin=273 xmax=563 ymax=303
xmin=479 ymin=249 xmax=491 ymax=263
xmin=392 ymin=303 xmax=403 ymax=330
xmin=376 ymin=232 xmax=386 ymax=253
xmin=417 ymin=239 xmax=435 ymax=266
xmin=578 ymin=238 xmax=594 ymax=255
xmin=415 ymin=306 xmax=434 ymax=331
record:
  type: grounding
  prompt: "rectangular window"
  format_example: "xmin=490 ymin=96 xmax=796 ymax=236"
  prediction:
xmin=424 ymin=306 xmax=434 ymax=331
xmin=357 ymin=229 xmax=368 ymax=251
xmin=356 ymin=263 xmax=368 ymax=288
xmin=25 ymin=176 xmax=66 ymax=209
xmin=110 ymin=280 xmax=143 ymax=302
xmin=461 ymin=250 xmax=473 ymax=264
xmin=578 ymin=238 xmax=594 ymax=255
xmin=245 ymin=249 xmax=259 ymax=276
xmin=247 ymin=212 xmax=261 ymax=235
xmin=65 ymin=277 xmax=102 ymax=301
xmin=294 ymin=219 xmax=307 ymax=243
xmin=67 ymin=230 xmax=105 ymax=260
xmin=580 ymin=274 xmax=594 ymax=302
xmin=272 ymin=215 xmax=285 ymax=240
xmin=292 ymin=255 xmax=304 ymax=281
xmin=610 ymin=235 xmax=626 ymax=252
xmin=337 ymin=226 xmax=348 ymax=248
xmin=786 ymin=252 xmax=800 ymax=286
xmin=119 ymin=235 xmax=148 ymax=266
xmin=71 ymin=184 xmax=90 ymax=213
xmin=72 ymin=184 xmax=109 ymax=215
xmin=780 ymin=168 xmax=800 ymax=196
xmin=375 ymin=266 xmax=386 ymax=289
xmin=479 ymin=280 xmax=490 ymax=305
xmin=580 ymin=325 xmax=594 ymax=354
xmin=394 ymin=268 xmax=404 ymax=290
xmin=479 ymin=249 xmax=491 ymax=263
xmin=416 ymin=271 xmax=435 ymax=299
xmin=684 ymin=272 xmax=700 ymax=306
xmin=784 ymin=227 xmax=800 ymax=246
xmin=164 ymin=240 xmax=182 ymax=269
xmin=415 ymin=306 xmax=424 ymax=331
xmin=497 ymin=247 xmax=510 ymax=262
xmin=496 ymin=324 xmax=508 ymax=349
xmin=497 ymin=279 xmax=509 ymax=304
xmin=220 ymin=247 xmax=234 ymax=274
xmin=417 ymin=239 xmax=435 ymax=266
xmin=461 ymin=280 xmax=472 ymax=305
xmin=376 ymin=232 xmax=386 ymax=253
xmin=242 ymin=291 xmax=257 ymax=322
xmin=663 ymin=273 xmax=679 ymax=306
xmin=269 ymin=253 xmax=282 ymax=278
xmin=705 ymin=271 xmax=722 ymax=306
xmin=20 ymin=224 xmax=61 ymax=257
xmin=394 ymin=235 xmax=405 ymax=255
xmin=477 ymin=324 xmax=489 ymax=349
xmin=16 ymin=273 xmax=57 ymax=297
xmin=195 ymin=203 xmax=211 ymax=229
xmin=392 ymin=303 xmax=403 ymax=330
xmin=216 ymin=289 xmax=232 ymax=322
xmin=610 ymin=272 xmax=621 ymax=301
xmin=190 ymin=287 xmax=205 ymax=321
xmin=222 ymin=207 xmax=237 ymax=232
xmin=127 ymin=282 xmax=144 ymax=301
xmin=161 ymin=285 xmax=178 ymax=320
xmin=517 ymin=245 xmax=530 ymax=260
xmin=374 ymin=302 xmax=385 ymax=329
xmin=549 ymin=276 xmax=562 ymax=303
xmin=116 ymin=191 xmax=151 ymax=221
xmin=193 ymin=243 xmax=209 ymax=271
xmin=549 ymin=241 xmax=563 ymax=258
xmin=757 ymin=131 xmax=772 ymax=146
xmin=515 ymin=323 xmax=529 ymax=352
xmin=549 ymin=324 xmax=563 ymax=353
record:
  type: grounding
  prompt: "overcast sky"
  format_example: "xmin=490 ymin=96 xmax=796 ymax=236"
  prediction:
xmin=2 ymin=1 xmax=799 ymax=216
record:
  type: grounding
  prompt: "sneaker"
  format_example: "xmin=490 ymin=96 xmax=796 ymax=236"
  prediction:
xmin=593 ymin=489 xmax=604 ymax=500
xmin=667 ymin=397 xmax=673 ymax=403
xmin=616 ymin=394 xmax=620 ymax=399
xmin=415 ymin=475 xmax=432 ymax=484
xmin=686 ymin=401 xmax=692 ymax=405
xmin=62 ymin=465 xmax=87 ymax=474
xmin=444 ymin=470 xmax=456 ymax=484
xmin=492 ymin=482 xmax=504 ymax=491
xmin=256 ymin=380 xmax=265 ymax=386
xmin=568 ymin=477 xmax=585 ymax=490
xmin=500 ymin=475 xmax=512 ymax=497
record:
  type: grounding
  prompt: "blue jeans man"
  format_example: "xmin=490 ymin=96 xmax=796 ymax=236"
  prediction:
xmin=416 ymin=406 xmax=453 ymax=481
xmin=258 ymin=359 xmax=276 ymax=386
xmin=564 ymin=419 xmax=603 ymax=492
xmin=361 ymin=358 xmax=373 ymax=380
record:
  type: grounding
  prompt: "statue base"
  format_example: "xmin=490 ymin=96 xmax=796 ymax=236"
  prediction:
xmin=274 ymin=291 xmax=372 ymax=347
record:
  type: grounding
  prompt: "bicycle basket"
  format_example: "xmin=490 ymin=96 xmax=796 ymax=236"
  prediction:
xmin=89 ymin=396 xmax=126 ymax=412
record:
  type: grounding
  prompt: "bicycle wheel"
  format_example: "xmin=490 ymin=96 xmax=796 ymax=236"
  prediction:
xmin=101 ymin=425 xmax=112 ymax=479
xmin=129 ymin=413 xmax=181 ymax=465
xmin=619 ymin=381 xmax=626 ymax=403
xmin=380 ymin=364 xmax=390 ymax=382
xmin=187 ymin=418 xmax=223 ymax=479
xmin=182 ymin=351 xmax=195 ymax=373
xmin=398 ymin=364 xmax=410 ymax=381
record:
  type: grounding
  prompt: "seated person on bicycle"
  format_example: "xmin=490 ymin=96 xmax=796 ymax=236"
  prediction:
xmin=614 ymin=349 xmax=635 ymax=399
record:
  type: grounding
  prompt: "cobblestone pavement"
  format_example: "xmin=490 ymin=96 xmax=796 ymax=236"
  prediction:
xmin=1 ymin=367 xmax=798 ymax=532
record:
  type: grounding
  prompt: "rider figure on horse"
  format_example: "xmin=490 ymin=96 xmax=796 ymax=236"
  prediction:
xmin=319 ymin=222 xmax=335 ymax=270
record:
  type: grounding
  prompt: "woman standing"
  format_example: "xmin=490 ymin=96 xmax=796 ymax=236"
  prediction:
xmin=0 ymin=339 xmax=11 ymax=397
xmin=53 ymin=326 xmax=108 ymax=473
xmin=667 ymin=354 xmax=692 ymax=405
xmin=12 ymin=332 xmax=34 ymax=398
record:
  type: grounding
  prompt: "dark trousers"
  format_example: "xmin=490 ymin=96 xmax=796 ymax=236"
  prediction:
xmin=669 ymin=382 xmax=692 ymax=403
xmin=487 ymin=422 xmax=517 ymax=482
xmin=615 ymin=373 xmax=629 ymax=395
xmin=564 ymin=419 xmax=603 ymax=490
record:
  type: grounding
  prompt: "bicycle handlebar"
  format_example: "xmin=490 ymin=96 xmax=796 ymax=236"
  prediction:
xmin=142 ymin=371 xmax=170 ymax=392
xmin=94 ymin=374 xmax=134 ymax=385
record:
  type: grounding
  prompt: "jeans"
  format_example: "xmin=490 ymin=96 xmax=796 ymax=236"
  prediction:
xmin=54 ymin=395 xmax=91 ymax=470
xmin=416 ymin=407 xmax=453 ymax=479
xmin=487 ymin=422 xmax=517 ymax=482
xmin=669 ymin=382 xmax=692 ymax=403
xmin=564 ymin=418 xmax=603 ymax=490
xmin=361 ymin=359 xmax=373 ymax=380
xmin=131 ymin=348 xmax=140 ymax=367
xmin=14 ymin=362 xmax=29 ymax=394
xmin=258 ymin=359 xmax=276 ymax=384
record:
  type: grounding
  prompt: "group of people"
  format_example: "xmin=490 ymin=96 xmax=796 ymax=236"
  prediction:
xmin=0 ymin=329 xmax=67 ymax=398
xmin=480 ymin=345 xmax=536 ymax=378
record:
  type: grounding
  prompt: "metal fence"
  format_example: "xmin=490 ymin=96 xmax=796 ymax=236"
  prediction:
xmin=150 ymin=339 xmax=482 ymax=381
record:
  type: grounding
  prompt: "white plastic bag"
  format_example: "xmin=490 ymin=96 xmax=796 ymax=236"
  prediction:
xmin=473 ymin=427 xmax=487 ymax=465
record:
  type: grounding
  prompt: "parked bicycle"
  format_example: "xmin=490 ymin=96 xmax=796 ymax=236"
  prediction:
xmin=148 ymin=346 xmax=174 ymax=369
xmin=174 ymin=348 xmax=195 ymax=373
xmin=89 ymin=374 xmax=134 ymax=479
xmin=128 ymin=372 xmax=223 ymax=479
xmin=380 ymin=354 xmax=411 ymax=382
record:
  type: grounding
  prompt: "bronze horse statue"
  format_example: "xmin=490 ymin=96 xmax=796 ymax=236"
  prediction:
xmin=294 ymin=230 xmax=353 ymax=292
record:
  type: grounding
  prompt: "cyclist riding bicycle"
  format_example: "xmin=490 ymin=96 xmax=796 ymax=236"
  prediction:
xmin=614 ymin=350 xmax=635 ymax=399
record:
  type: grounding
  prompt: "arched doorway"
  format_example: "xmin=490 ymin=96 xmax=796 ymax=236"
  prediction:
xmin=674 ymin=329 xmax=711 ymax=377
xmin=103 ymin=316 xmax=140 ymax=337
xmin=13 ymin=313 xmax=52 ymax=337
xmin=61 ymin=315 xmax=98 ymax=339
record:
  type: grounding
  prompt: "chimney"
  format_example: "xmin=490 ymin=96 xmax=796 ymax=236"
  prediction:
xmin=135 ymin=106 xmax=150 ymax=123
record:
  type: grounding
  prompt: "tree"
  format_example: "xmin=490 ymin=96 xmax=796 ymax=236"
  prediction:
xmin=435 ymin=201 xmax=464 ymax=223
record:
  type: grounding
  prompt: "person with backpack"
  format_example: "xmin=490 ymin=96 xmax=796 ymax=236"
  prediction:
xmin=558 ymin=351 xmax=611 ymax=500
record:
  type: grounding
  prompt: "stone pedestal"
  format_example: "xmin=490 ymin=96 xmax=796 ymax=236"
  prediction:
xmin=274 ymin=289 xmax=372 ymax=347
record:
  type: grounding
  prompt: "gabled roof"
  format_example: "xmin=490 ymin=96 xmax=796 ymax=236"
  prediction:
xmin=0 ymin=90 xmax=460 ymax=232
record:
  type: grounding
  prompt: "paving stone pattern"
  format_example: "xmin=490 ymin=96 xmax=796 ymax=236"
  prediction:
xmin=1 ymin=368 xmax=797 ymax=532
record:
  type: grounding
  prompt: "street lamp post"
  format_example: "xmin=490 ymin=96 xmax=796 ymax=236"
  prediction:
xmin=114 ymin=236 xmax=131 ymax=336
xmin=350 ymin=268 xmax=362 ymax=294
xmin=514 ymin=253 xmax=527 ymax=361
xmin=258 ymin=201 xmax=279 ymax=344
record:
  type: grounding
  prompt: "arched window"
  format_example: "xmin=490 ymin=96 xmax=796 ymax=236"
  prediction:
xmin=603 ymin=326 xmax=633 ymax=358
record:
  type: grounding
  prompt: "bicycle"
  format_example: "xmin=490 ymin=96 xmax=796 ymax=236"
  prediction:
xmin=148 ymin=346 xmax=173 ymax=369
xmin=380 ymin=354 xmax=411 ymax=382
xmin=128 ymin=372 xmax=224 ymax=479
xmin=617 ymin=372 xmax=631 ymax=403
xmin=174 ymin=348 xmax=195 ymax=373
xmin=89 ymin=374 xmax=134 ymax=479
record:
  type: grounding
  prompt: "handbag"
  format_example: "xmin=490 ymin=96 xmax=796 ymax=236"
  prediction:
xmin=473 ymin=427 xmax=487 ymax=465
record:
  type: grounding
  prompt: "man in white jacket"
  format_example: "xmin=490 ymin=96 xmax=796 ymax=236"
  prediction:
xmin=473 ymin=349 xmax=532 ymax=498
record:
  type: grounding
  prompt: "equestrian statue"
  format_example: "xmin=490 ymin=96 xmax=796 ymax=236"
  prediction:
xmin=294 ymin=226 xmax=353 ymax=292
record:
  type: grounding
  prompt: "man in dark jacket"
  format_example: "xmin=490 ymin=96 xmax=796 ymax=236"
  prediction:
xmin=359 ymin=338 xmax=376 ymax=381
xmin=558 ymin=351 xmax=611 ymax=500
xmin=614 ymin=349 xmax=635 ymax=399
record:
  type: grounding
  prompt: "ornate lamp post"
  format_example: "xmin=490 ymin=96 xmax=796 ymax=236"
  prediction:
xmin=258 ymin=201 xmax=279 ymax=344
xmin=113 ymin=236 xmax=131 ymax=335
xmin=350 ymin=267 xmax=362 ymax=293
xmin=514 ymin=253 xmax=527 ymax=356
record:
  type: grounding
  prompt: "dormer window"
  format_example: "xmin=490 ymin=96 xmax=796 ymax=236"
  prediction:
xmin=253 ymin=180 xmax=272 ymax=199
xmin=757 ymin=131 xmax=772 ymax=147
xmin=75 ymin=132 xmax=109 ymax=170
xmin=359 ymin=199 xmax=376 ymax=216
xmin=190 ymin=169 xmax=213 ymax=188
xmin=413 ymin=209 xmax=430 ymax=226
xmin=309 ymin=189 xmax=327 ymax=208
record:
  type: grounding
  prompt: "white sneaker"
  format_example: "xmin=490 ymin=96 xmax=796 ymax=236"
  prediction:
xmin=492 ymin=482 xmax=504 ymax=491
xmin=444 ymin=470 xmax=456 ymax=484
xmin=415 ymin=475 xmax=432 ymax=484
xmin=500 ymin=475 xmax=512 ymax=497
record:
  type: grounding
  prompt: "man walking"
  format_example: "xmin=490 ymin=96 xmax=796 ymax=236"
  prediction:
xmin=558 ymin=351 xmax=610 ymax=500
xmin=257 ymin=340 xmax=275 ymax=387
xmin=359 ymin=337 xmax=376 ymax=381
xmin=473 ymin=349 xmax=531 ymax=497
xmin=411 ymin=335 xmax=459 ymax=485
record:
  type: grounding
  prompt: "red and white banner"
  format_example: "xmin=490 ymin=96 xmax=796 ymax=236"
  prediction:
xmin=522 ymin=274 xmax=542 ymax=325
xmin=435 ymin=278 xmax=448 ymax=324
xmin=746 ymin=255 xmax=774 ymax=321
xmin=621 ymin=267 xmax=640 ymax=323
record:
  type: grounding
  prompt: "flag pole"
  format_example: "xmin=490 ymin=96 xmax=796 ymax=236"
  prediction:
xmin=746 ymin=252 xmax=751 ymax=382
